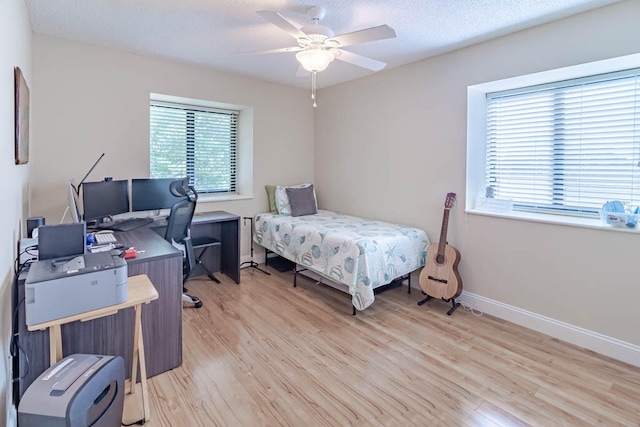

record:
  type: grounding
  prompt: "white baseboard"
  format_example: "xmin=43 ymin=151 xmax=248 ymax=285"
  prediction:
xmin=458 ymin=290 xmax=640 ymax=368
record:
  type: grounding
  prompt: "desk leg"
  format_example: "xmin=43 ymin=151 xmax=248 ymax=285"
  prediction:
xmin=49 ymin=325 xmax=63 ymax=366
xmin=131 ymin=303 xmax=151 ymax=422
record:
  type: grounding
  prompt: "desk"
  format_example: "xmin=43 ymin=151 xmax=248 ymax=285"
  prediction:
xmin=14 ymin=210 xmax=241 ymax=402
xmin=149 ymin=210 xmax=241 ymax=283
xmin=28 ymin=275 xmax=158 ymax=422
xmin=15 ymin=226 xmax=183 ymax=401
xmin=191 ymin=211 xmax=241 ymax=284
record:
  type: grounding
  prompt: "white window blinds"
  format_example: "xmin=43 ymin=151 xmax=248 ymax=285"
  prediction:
xmin=150 ymin=101 xmax=238 ymax=194
xmin=486 ymin=69 xmax=640 ymax=217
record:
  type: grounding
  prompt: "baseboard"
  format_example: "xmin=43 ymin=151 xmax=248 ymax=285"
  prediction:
xmin=458 ymin=290 xmax=640 ymax=368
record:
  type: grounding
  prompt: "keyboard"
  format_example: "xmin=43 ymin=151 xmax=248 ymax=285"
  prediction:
xmin=96 ymin=217 xmax=154 ymax=232
xmin=94 ymin=233 xmax=117 ymax=245
xmin=89 ymin=243 xmax=115 ymax=253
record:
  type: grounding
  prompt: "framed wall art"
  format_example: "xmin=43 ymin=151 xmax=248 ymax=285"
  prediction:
xmin=14 ymin=66 xmax=30 ymax=165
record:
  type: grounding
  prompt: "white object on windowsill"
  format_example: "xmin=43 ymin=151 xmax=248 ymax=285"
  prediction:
xmin=474 ymin=197 xmax=513 ymax=213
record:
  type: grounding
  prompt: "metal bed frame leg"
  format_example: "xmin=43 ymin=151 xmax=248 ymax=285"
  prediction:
xmin=293 ymin=264 xmax=297 ymax=287
xmin=292 ymin=263 xmax=355 ymax=315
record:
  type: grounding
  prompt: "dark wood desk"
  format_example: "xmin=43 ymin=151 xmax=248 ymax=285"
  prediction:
xmin=149 ymin=210 xmax=241 ymax=283
xmin=14 ymin=210 xmax=240 ymax=401
xmin=15 ymin=226 xmax=183 ymax=400
xmin=191 ymin=211 xmax=241 ymax=284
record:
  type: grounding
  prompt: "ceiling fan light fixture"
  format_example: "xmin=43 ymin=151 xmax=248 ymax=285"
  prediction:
xmin=296 ymin=48 xmax=335 ymax=72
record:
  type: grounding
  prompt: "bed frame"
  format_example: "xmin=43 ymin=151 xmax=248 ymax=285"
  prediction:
xmin=265 ymin=249 xmax=412 ymax=315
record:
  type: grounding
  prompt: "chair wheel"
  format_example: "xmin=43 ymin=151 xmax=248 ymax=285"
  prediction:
xmin=195 ymin=301 xmax=203 ymax=308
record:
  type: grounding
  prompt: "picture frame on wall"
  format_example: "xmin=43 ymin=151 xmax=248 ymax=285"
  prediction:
xmin=14 ymin=66 xmax=30 ymax=165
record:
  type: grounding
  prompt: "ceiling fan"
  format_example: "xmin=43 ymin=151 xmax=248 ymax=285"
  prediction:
xmin=256 ymin=6 xmax=396 ymax=106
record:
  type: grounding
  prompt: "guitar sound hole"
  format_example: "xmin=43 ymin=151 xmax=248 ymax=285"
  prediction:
xmin=436 ymin=255 xmax=445 ymax=264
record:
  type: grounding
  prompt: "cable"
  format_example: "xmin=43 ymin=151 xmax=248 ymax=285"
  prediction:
xmin=11 ymin=256 xmax=31 ymax=385
xmin=11 ymin=327 xmax=29 ymax=383
xmin=15 ymin=245 xmax=38 ymax=275
xmin=59 ymin=206 xmax=69 ymax=224
xmin=460 ymin=300 xmax=484 ymax=316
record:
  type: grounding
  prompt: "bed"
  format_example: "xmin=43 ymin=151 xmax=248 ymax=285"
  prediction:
xmin=254 ymin=209 xmax=430 ymax=311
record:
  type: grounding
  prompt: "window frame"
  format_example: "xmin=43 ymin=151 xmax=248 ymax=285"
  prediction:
xmin=485 ymin=68 xmax=640 ymax=218
xmin=466 ymin=53 xmax=640 ymax=232
xmin=149 ymin=93 xmax=254 ymax=202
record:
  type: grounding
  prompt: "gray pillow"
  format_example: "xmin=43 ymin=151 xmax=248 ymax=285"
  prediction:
xmin=286 ymin=184 xmax=318 ymax=217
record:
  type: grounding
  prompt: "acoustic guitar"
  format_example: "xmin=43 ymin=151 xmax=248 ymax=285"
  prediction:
xmin=418 ymin=192 xmax=462 ymax=315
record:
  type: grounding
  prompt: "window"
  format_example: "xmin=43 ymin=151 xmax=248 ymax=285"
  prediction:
xmin=150 ymin=101 xmax=239 ymax=194
xmin=484 ymin=68 xmax=640 ymax=218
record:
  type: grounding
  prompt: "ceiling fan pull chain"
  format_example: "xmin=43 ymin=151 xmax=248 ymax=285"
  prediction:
xmin=312 ymin=71 xmax=317 ymax=108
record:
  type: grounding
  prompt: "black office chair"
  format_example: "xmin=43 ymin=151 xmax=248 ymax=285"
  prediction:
xmin=164 ymin=180 xmax=222 ymax=308
xmin=164 ymin=186 xmax=202 ymax=308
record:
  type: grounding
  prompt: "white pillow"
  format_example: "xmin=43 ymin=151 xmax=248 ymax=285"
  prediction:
xmin=275 ymin=183 xmax=316 ymax=215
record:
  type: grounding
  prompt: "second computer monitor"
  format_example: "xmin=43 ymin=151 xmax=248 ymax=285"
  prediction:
xmin=82 ymin=180 xmax=130 ymax=222
xmin=131 ymin=178 xmax=188 ymax=211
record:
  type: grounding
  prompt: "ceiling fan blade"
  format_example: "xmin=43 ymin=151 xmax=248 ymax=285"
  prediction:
xmin=335 ymin=50 xmax=387 ymax=72
xmin=257 ymin=10 xmax=307 ymax=40
xmin=248 ymin=46 xmax=304 ymax=55
xmin=329 ymin=25 xmax=396 ymax=48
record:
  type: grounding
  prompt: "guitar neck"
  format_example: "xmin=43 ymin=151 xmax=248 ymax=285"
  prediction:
xmin=437 ymin=209 xmax=450 ymax=256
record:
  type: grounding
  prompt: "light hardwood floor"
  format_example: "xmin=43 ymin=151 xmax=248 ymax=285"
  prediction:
xmin=139 ymin=267 xmax=640 ymax=426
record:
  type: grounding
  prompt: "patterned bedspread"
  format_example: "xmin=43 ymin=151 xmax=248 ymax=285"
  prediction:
xmin=254 ymin=210 xmax=430 ymax=310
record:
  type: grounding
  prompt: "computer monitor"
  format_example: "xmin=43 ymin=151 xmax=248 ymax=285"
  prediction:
xmin=131 ymin=178 xmax=188 ymax=211
xmin=37 ymin=223 xmax=86 ymax=261
xmin=82 ymin=180 xmax=130 ymax=222
xmin=68 ymin=179 xmax=81 ymax=223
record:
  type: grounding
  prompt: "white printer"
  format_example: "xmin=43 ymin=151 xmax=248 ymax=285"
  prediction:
xmin=18 ymin=354 xmax=125 ymax=427
xmin=25 ymin=251 xmax=128 ymax=325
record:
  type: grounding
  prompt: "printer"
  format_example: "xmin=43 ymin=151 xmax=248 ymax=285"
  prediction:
xmin=18 ymin=354 xmax=125 ymax=427
xmin=25 ymin=251 xmax=128 ymax=325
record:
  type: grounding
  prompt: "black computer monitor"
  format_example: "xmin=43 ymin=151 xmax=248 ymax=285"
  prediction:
xmin=131 ymin=178 xmax=188 ymax=211
xmin=82 ymin=180 xmax=130 ymax=222
xmin=38 ymin=223 xmax=86 ymax=261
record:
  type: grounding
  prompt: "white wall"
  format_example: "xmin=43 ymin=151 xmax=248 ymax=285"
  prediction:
xmin=315 ymin=0 xmax=640 ymax=361
xmin=0 ymin=1 xmax=32 ymax=425
xmin=31 ymin=36 xmax=314 ymax=258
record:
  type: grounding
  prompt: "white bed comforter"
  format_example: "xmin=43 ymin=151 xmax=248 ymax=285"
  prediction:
xmin=254 ymin=210 xmax=429 ymax=310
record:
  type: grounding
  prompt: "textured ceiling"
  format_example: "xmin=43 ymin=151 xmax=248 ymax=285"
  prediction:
xmin=25 ymin=0 xmax=621 ymax=89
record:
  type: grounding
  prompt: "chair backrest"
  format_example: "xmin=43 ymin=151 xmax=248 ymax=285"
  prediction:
xmin=164 ymin=182 xmax=197 ymax=245
xmin=164 ymin=197 xmax=196 ymax=244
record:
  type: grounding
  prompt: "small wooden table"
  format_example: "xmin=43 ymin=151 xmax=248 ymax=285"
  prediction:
xmin=27 ymin=274 xmax=159 ymax=422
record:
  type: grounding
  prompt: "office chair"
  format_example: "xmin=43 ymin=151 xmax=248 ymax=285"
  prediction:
xmin=164 ymin=188 xmax=202 ymax=308
xmin=164 ymin=180 xmax=222 ymax=307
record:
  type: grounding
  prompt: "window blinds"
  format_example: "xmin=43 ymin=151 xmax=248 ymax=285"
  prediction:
xmin=486 ymin=69 xmax=640 ymax=216
xmin=150 ymin=101 xmax=238 ymax=194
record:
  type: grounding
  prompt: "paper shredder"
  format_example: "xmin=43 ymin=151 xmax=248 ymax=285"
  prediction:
xmin=18 ymin=354 xmax=125 ymax=427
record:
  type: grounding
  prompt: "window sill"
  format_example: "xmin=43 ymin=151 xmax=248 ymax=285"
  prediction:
xmin=197 ymin=193 xmax=252 ymax=203
xmin=465 ymin=208 xmax=640 ymax=234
